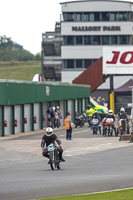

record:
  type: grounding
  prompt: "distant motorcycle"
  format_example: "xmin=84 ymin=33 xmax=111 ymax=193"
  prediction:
xmin=106 ymin=118 xmax=115 ymax=137
xmin=45 ymin=143 xmax=61 ymax=170
xmin=75 ymin=114 xmax=84 ymax=128
xmin=117 ymin=119 xmax=130 ymax=135
xmin=91 ymin=118 xmax=101 ymax=134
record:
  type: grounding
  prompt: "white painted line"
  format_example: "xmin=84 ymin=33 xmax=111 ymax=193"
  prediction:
xmin=80 ymin=130 xmax=89 ymax=132
xmin=76 ymin=187 xmax=133 ymax=196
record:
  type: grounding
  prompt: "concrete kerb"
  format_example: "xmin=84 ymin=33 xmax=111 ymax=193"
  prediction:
xmin=0 ymin=125 xmax=65 ymax=141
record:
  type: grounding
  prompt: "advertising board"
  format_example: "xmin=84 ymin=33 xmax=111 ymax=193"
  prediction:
xmin=103 ymin=46 xmax=133 ymax=75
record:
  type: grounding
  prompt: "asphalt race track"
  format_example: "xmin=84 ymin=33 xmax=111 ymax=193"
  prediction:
xmin=0 ymin=125 xmax=133 ymax=200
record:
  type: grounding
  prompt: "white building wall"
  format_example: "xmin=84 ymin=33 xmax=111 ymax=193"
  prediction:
xmin=68 ymin=100 xmax=74 ymax=121
xmin=60 ymin=100 xmax=64 ymax=125
xmin=24 ymin=104 xmax=32 ymax=132
xmin=62 ymin=46 xmax=102 ymax=59
xmin=61 ymin=71 xmax=83 ymax=84
xmin=5 ymin=106 xmax=12 ymax=135
xmin=34 ymin=103 xmax=41 ymax=130
xmin=43 ymin=101 xmax=48 ymax=127
xmin=15 ymin=105 xmax=22 ymax=134
xmin=61 ymin=1 xmax=132 ymax=12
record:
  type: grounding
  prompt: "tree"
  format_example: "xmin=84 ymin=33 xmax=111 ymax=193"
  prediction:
xmin=0 ymin=35 xmax=40 ymax=61
xmin=34 ymin=53 xmax=41 ymax=61
xmin=0 ymin=35 xmax=13 ymax=61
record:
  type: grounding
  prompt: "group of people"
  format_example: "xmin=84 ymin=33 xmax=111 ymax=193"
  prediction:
xmin=86 ymin=104 xmax=129 ymax=135
xmin=93 ymin=96 xmax=106 ymax=106
xmin=46 ymin=105 xmax=62 ymax=129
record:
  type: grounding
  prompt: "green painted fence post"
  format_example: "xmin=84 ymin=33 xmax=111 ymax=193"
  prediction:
xmin=31 ymin=103 xmax=34 ymax=131
xmin=2 ymin=106 xmax=4 ymax=137
xmin=40 ymin=102 xmax=43 ymax=129
xmin=22 ymin=104 xmax=24 ymax=133
xmin=12 ymin=105 xmax=15 ymax=135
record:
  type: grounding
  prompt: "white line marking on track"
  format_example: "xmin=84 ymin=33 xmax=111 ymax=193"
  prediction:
xmin=76 ymin=187 xmax=133 ymax=196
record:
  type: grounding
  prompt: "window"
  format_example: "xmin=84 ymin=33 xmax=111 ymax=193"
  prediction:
xmin=119 ymin=12 xmax=128 ymax=21
xmin=75 ymin=13 xmax=82 ymax=21
xmin=102 ymin=36 xmax=110 ymax=45
xmin=83 ymin=12 xmax=90 ymax=21
xmin=110 ymin=12 xmax=118 ymax=21
xmin=94 ymin=12 xmax=101 ymax=21
xmin=66 ymin=36 xmax=74 ymax=45
xmin=76 ymin=60 xmax=82 ymax=68
xmin=93 ymin=36 xmax=101 ymax=45
xmin=90 ymin=13 xmax=94 ymax=21
xmin=119 ymin=12 xmax=123 ymax=21
xmin=84 ymin=36 xmax=92 ymax=45
xmin=63 ymin=13 xmax=74 ymax=21
xmin=76 ymin=36 xmax=82 ymax=45
xmin=84 ymin=59 xmax=92 ymax=68
xmin=67 ymin=60 xmax=74 ymax=69
xmin=111 ymin=36 xmax=118 ymax=45
xmin=119 ymin=35 xmax=128 ymax=44
xmin=102 ymin=12 xmax=109 ymax=21
xmin=130 ymin=12 xmax=133 ymax=21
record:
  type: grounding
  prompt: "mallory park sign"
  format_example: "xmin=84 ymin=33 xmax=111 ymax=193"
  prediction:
xmin=72 ymin=26 xmax=121 ymax=31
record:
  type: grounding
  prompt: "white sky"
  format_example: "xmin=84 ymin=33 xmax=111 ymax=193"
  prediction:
xmin=0 ymin=0 xmax=132 ymax=55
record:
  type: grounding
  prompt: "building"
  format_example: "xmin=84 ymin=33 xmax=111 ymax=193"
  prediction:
xmin=41 ymin=22 xmax=63 ymax=81
xmin=42 ymin=0 xmax=133 ymax=89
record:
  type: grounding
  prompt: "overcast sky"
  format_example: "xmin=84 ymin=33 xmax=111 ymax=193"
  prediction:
xmin=0 ymin=0 xmax=132 ymax=55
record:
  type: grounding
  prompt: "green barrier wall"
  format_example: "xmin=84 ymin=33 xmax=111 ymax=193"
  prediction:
xmin=0 ymin=80 xmax=90 ymax=105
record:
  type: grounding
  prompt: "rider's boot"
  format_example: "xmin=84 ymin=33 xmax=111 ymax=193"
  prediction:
xmin=59 ymin=152 xmax=65 ymax=162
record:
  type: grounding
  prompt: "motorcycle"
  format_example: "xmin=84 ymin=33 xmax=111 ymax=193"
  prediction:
xmin=46 ymin=143 xmax=61 ymax=170
xmin=91 ymin=118 xmax=101 ymax=134
xmin=117 ymin=119 xmax=130 ymax=135
xmin=106 ymin=118 xmax=115 ymax=137
xmin=75 ymin=114 xmax=84 ymax=128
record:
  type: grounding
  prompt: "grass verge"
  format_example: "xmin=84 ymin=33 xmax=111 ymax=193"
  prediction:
xmin=38 ymin=189 xmax=133 ymax=200
xmin=0 ymin=63 xmax=41 ymax=81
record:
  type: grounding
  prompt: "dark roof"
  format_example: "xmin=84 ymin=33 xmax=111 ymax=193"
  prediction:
xmin=114 ymin=79 xmax=133 ymax=92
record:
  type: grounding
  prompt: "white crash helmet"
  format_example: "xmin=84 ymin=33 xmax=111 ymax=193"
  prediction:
xmin=45 ymin=127 xmax=53 ymax=137
xmin=52 ymin=106 xmax=55 ymax=111
xmin=120 ymin=107 xmax=125 ymax=112
xmin=56 ymin=106 xmax=59 ymax=109
xmin=109 ymin=109 xmax=113 ymax=115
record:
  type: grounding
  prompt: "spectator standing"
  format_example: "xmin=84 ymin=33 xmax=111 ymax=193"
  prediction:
xmin=56 ymin=106 xmax=62 ymax=128
xmin=64 ymin=115 xmax=72 ymax=140
xmin=97 ymin=97 xmax=104 ymax=106
xmin=47 ymin=106 xmax=52 ymax=127
xmin=50 ymin=106 xmax=55 ymax=128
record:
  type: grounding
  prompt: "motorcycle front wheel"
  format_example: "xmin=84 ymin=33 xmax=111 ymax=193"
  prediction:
xmin=49 ymin=152 xmax=55 ymax=170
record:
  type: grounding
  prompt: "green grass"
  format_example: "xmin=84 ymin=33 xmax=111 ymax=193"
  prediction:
xmin=0 ymin=63 xmax=41 ymax=81
xmin=38 ymin=189 xmax=133 ymax=200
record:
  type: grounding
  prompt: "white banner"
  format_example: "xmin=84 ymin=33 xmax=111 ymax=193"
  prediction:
xmin=103 ymin=46 xmax=133 ymax=75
